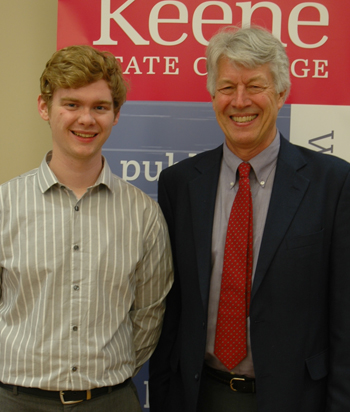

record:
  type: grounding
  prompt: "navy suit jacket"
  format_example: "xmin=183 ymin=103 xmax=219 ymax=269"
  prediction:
xmin=149 ymin=136 xmax=350 ymax=412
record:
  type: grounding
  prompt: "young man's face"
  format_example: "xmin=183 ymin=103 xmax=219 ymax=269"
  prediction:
xmin=38 ymin=79 xmax=119 ymax=165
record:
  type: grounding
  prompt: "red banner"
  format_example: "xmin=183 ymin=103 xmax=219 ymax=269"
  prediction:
xmin=57 ymin=0 xmax=350 ymax=105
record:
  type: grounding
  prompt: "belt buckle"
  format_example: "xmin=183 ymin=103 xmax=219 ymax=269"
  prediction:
xmin=59 ymin=390 xmax=91 ymax=404
xmin=229 ymin=376 xmax=245 ymax=392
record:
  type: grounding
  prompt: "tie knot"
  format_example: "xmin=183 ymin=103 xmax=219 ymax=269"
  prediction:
xmin=238 ymin=162 xmax=251 ymax=179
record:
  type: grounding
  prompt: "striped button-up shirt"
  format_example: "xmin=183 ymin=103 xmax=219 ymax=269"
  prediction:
xmin=0 ymin=153 xmax=173 ymax=391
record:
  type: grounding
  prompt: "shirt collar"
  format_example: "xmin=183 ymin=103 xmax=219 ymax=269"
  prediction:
xmin=37 ymin=152 xmax=59 ymax=193
xmin=94 ymin=157 xmax=114 ymax=192
xmin=37 ymin=151 xmax=114 ymax=194
xmin=223 ymin=131 xmax=280 ymax=188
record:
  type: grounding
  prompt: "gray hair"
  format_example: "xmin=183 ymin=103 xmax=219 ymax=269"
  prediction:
xmin=206 ymin=26 xmax=291 ymax=99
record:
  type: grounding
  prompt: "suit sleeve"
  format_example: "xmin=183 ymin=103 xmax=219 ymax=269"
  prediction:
xmin=149 ymin=170 xmax=182 ymax=412
xmin=327 ymin=168 xmax=350 ymax=410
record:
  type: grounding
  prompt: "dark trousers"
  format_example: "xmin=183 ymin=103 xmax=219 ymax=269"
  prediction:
xmin=0 ymin=380 xmax=142 ymax=412
xmin=197 ymin=368 xmax=258 ymax=412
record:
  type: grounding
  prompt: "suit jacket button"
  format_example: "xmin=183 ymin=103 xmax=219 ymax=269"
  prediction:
xmin=194 ymin=373 xmax=200 ymax=381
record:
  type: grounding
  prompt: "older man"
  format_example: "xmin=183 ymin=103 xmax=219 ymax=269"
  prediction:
xmin=149 ymin=26 xmax=350 ymax=412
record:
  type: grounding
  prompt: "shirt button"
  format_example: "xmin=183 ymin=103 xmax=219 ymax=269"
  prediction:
xmin=74 ymin=206 xmax=79 ymax=211
xmin=73 ymin=285 xmax=80 ymax=291
xmin=73 ymin=326 xmax=78 ymax=332
xmin=73 ymin=245 xmax=79 ymax=251
xmin=72 ymin=366 xmax=78 ymax=372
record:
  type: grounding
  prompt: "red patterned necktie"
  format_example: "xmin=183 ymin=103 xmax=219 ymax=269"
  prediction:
xmin=214 ymin=162 xmax=253 ymax=370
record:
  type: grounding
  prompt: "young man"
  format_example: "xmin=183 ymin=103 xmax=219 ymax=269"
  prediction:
xmin=149 ymin=26 xmax=350 ymax=412
xmin=0 ymin=45 xmax=173 ymax=412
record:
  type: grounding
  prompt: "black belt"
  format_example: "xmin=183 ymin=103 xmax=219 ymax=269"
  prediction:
xmin=0 ymin=378 xmax=130 ymax=405
xmin=204 ymin=365 xmax=256 ymax=393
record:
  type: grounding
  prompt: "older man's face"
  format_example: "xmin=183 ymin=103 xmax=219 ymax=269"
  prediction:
xmin=211 ymin=57 xmax=286 ymax=161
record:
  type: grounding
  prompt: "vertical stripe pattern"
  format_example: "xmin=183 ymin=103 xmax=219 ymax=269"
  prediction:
xmin=0 ymin=155 xmax=173 ymax=391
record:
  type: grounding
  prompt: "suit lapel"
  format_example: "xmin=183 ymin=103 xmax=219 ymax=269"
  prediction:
xmin=188 ymin=146 xmax=222 ymax=309
xmin=186 ymin=139 xmax=310 ymax=305
xmin=251 ymin=137 xmax=310 ymax=299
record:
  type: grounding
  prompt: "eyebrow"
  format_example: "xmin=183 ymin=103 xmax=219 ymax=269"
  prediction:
xmin=219 ymin=74 xmax=268 ymax=84
xmin=247 ymin=75 xmax=268 ymax=83
xmin=60 ymin=97 xmax=113 ymax=106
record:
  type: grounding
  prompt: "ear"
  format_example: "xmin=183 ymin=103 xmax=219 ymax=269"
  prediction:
xmin=211 ymin=93 xmax=216 ymax=108
xmin=38 ymin=95 xmax=50 ymax=121
xmin=277 ymin=89 xmax=287 ymax=110
xmin=113 ymin=111 xmax=121 ymax=126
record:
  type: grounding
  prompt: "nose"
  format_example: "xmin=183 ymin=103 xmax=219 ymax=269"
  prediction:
xmin=78 ymin=108 xmax=96 ymax=125
xmin=230 ymin=86 xmax=252 ymax=108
